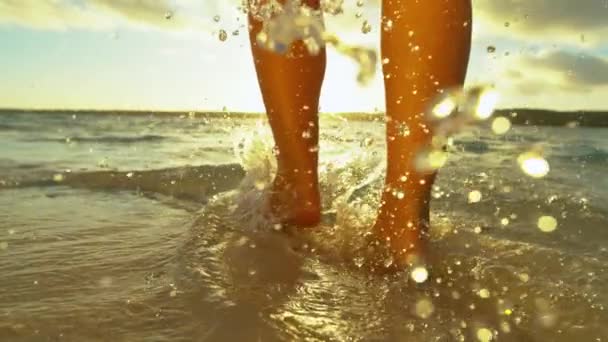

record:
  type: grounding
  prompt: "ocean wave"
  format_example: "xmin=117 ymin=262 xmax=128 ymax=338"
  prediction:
xmin=24 ymin=134 xmax=168 ymax=144
xmin=553 ymin=145 xmax=608 ymax=164
xmin=1 ymin=164 xmax=245 ymax=203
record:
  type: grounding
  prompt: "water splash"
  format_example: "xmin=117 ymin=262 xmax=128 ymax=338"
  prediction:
xmin=247 ymin=0 xmax=377 ymax=85
xmin=323 ymin=34 xmax=377 ymax=85
xmin=415 ymin=86 xmax=500 ymax=173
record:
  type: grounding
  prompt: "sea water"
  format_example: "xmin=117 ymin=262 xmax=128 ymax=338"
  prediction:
xmin=1 ymin=111 xmax=608 ymax=341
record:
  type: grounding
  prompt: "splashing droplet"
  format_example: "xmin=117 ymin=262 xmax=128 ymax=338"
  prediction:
xmin=537 ymin=215 xmax=557 ymax=233
xmin=324 ymin=34 xmax=377 ymax=85
xmin=476 ymin=327 xmax=494 ymax=341
xmin=478 ymin=288 xmax=491 ymax=298
xmin=410 ymin=266 xmax=429 ymax=283
xmin=396 ymin=122 xmax=410 ymax=137
xmin=474 ymin=89 xmax=500 ymax=120
xmin=361 ymin=20 xmax=372 ymax=34
xmin=393 ymin=190 xmax=405 ymax=200
xmin=415 ymin=149 xmax=449 ymax=172
xmin=468 ymin=190 xmax=482 ymax=203
xmin=491 ymin=116 xmax=511 ymax=135
xmin=219 ymin=29 xmax=228 ymax=42
xmin=487 ymin=45 xmax=496 ymax=53
xmin=432 ymin=97 xmax=457 ymax=119
xmin=383 ymin=19 xmax=393 ymax=32
xmin=414 ymin=297 xmax=435 ymax=319
xmin=518 ymin=151 xmax=550 ymax=178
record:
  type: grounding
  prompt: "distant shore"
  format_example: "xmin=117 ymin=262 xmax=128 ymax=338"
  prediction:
xmin=2 ymin=108 xmax=608 ymax=127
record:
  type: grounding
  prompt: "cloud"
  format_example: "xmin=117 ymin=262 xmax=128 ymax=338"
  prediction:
xmin=0 ymin=0 xmax=215 ymax=31
xmin=519 ymin=51 xmax=608 ymax=86
xmin=475 ymin=0 xmax=608 ymax=44
xmin=0 ymin=0 xmax=112 ymax=30
xmin=480 ymin=49 xmax=608 ymax=110
xmin=89 ymin=0 xmax=186 ymax=28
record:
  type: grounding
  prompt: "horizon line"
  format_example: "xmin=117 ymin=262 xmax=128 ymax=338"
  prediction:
xmin=1 ymin=107 xmax=608 ymax=114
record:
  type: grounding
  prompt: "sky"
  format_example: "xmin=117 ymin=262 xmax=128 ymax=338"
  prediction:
xmin=0 ymin=0 xmax=607 ymax=112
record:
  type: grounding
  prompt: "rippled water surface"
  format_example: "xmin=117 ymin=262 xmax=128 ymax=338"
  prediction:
xmin=1 ymin=112 xmax=608 ymax=341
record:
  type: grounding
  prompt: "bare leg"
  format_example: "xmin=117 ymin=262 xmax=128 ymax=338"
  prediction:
xmin=374 ymin=0 xmax=472 ymax=266
xmin=248 ymin=0 xmax=326 ymax=227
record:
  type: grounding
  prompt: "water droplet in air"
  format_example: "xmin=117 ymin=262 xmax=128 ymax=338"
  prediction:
xmin=396 ymin=122 xmax=410 ymax=137
xmin=468 ymin=190 xmax=482 ymax=203
xmin=213 ymin=15 xmax=220 ymax=22
xmin=478 ymin=288 xmax=491 ymax=298
xmin=518 ymin=151 xmax=550 ymax=178
xmin=164 ymin=12 xmax=173 ymax=20
xmin=432 ymin=97 xmax=457 ymax=119
xmin=491 ymin=116 xmax=511 ymax=135
xmin=474 ymin=89 xmax=500 ymax=120
xmin=219 ymin=30 xmax=228 ymax=41
xmin=356 ymin=0 xmax=364 ymax=6
xmin=487 ymin=46 xmax=496 ymax=53
xmin=415 ymin=149 xmax=448 ymax=172
xmin=414 ymin=298 xmax=435 ymax=318
xmin=53 ymin=174 xmax=64 ymax=182
xmin=476 ymin=327 xmax=493 ymax=341
xmin=361 ymin=20 xmax=372 ymax=34
xmin=383 ymin=19 xmax=393 ymax=32
xmin=537 ymin=216 xmax=557 ymax=232
xmin=411 ymin=266 xmax=429 ymax=283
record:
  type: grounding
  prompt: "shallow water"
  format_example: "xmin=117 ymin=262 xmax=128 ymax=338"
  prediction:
xmin=1 ymin=111 xmax=608 ymax=341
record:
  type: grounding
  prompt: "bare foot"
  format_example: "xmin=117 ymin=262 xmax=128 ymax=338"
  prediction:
xmin=268 ymin=171 xmax=321 ymax=227
xmin=371 ymin=186 xmax=431 ymax=269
